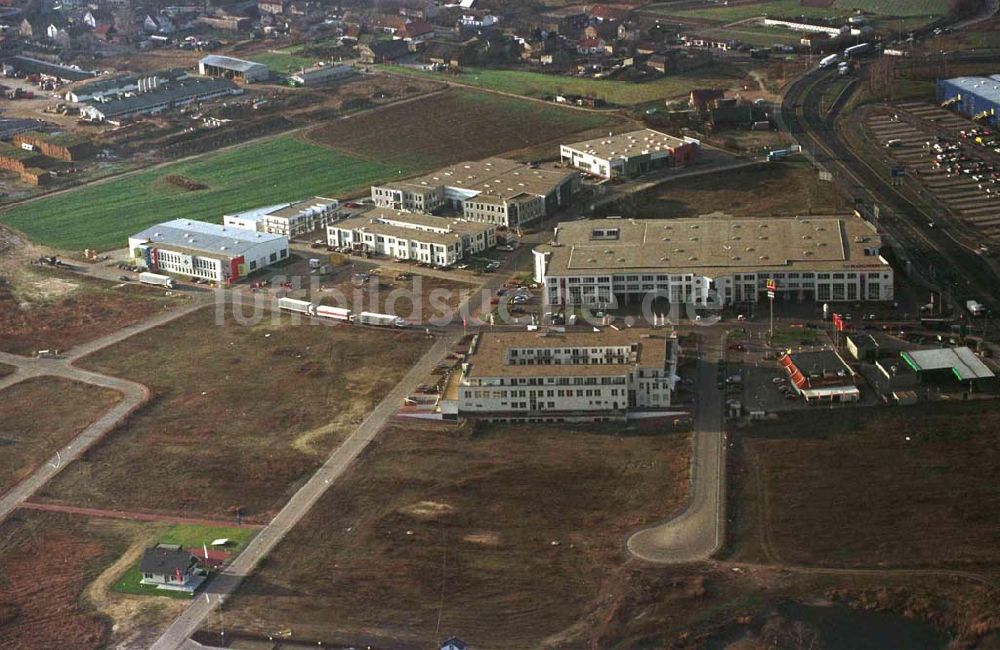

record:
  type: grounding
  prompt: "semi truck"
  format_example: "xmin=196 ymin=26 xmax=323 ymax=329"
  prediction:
xmin=278 ymin=297 xmax=314 ymax=314
xmin=358 ymin=311 xmax=407 ymax=328
xmin=966 ymin=300 xmax=987 ymax=316
xmin=314 ymin=305 xmax=353 ymax=322
xmin=139 ymin=272 xmax=175 ymax=289
xmin=819 ymin=54 xmax=839 ymax=69
xmin=843 ymin=43 xmax=873 ymax=59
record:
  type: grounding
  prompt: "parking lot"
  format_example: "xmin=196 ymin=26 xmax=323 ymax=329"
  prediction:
xmin=865 ymin=102 xmax=1000 ymax=247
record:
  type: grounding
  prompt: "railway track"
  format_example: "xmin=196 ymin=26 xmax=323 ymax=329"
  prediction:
xmin=780 ymin=67 xmax=1000 ymax=310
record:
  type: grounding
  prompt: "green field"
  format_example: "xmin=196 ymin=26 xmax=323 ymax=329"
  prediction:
xmin=644 ymin=0 xmax=948 ymax=22
xmin=0 ymin=137 xmax=408 ymax=251
xmin=381 ymin=65 xmax=745 ymax=106
xmin=249 ymin=49 xmax=315 ymax=73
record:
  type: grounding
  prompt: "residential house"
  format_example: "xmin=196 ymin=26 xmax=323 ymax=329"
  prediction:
xmin=396 ymin=19 xmax=433 ymax=44
xmin=689 ymin=88 xmax=725 ymax=112
xmin=143 ymin=14 xmax=175 ymax=34
xmin=539 ymin=6 xmax=588 ymax=34
xmin=82 ymin=9 xmax=112 ymax=29
xmin=358 ymin=38 xmax=410 ymax=63
xmin=258 ymin=0 xmax=287 ymax=15
xmin=647 ymin=53 xmax=667 ymax=74
xmin=617 ymin=22 xmax=640 ymax=42
xmin=576 ymin=37 xmax=604 ymax=55
xmin=441 ymin=639 xmax=468 ymax=650
xmin=459 ymin=11 xmax=499 ymax=29
xmin=139 ymin=545 xmax=203 ymax=593
xmin=370 ymin=13 xmax=407 ymax=34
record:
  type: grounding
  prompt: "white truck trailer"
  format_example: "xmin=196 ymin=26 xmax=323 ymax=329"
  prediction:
xmin=843 ymin=43 xmax=873 ymax=58
xmin=819 ymin=53 xmax=839 ymax=69
xmin=278 ymin=297 xmax=315 ymax=314
xmin=966 ymin=300 xmax=987 ymax=316
xmin=139 ymin=272 xmax=175 ymax=289
xmin=358 ymin=311 xmax=407 ymax=328
xmin=314 ymin=305 xmax=353 ymax=322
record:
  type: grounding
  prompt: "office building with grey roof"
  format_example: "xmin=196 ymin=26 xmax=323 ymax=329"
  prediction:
xmin=533 ymin=216 xmax=894 ymax=307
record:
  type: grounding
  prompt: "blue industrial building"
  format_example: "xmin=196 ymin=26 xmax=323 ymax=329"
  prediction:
xmin=936 ymin=75 xmax=1000 ymax=127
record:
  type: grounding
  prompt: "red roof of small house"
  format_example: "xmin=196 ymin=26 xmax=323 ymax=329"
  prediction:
xmin=399 ymin=19 xmax=433 ymax=38
xmin=578 ymin=37 xmax=602 ymax=48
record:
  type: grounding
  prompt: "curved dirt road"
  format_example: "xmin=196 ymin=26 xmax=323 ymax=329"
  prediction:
xmin=627 ymin=332 xmax=725 ymax=564
xmin=0 ymin=297 xmax=210 ymax=525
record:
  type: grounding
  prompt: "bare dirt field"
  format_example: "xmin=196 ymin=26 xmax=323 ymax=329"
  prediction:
xmin=0 ymin=377 xmax=121 ymax=494
xmin=0 ymin=511 xmax=134 ymax=649
xmin=0 ymin=363 xmax=13 ymax=378
xmin=0 ymin=266 xmax=188 ymax=355
xmin=208 ymin=419 xmax=692 ymax=648
xmin=303 ymin=88 xmax=618 ymax=169
xmin=728 ymin=401 xmax=1000 ymax=572
xmin=610 ymin=159 xmax=850 ymax=219
xmin=38 ymin=306 xmax=434 ymax=520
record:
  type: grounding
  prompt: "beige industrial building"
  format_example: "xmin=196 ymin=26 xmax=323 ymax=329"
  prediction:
xmin=451 ymin=329 xmax=679 ymax=419
xmin=327 ymin=207 xmax=496 ymax=266
xmin=370 ymin=158 xmax=579 ymax=228
xmin=534 ymin=216 xmax=894 ymax=307
xmin=223 ymin=196 xmax=340 ymax=237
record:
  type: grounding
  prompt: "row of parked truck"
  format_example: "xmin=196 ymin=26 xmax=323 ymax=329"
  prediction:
xmin=278 ymin=297 xmax=407 ymax=328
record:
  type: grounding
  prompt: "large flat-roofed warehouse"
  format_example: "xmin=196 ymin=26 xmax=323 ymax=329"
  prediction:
xmin=223 ymin=196 xmax=339 ymax=237
xmin=198 ymin=55 xmax=269 ymax=83
xmin=79 ymin=78 xmax=241 ymax=124
xmin=937 ymin=75 xmax=1000 ymax=126
xmin=370 ymin=158 xmax=579 ymax=228
xmin=128 ymin=219 xmax=289 ymax=284
xmin=533 ymin=216 xmax=893 ymax=307
xmin=328 ymin=207 xmax=496 ymax=266
xmin=452 ymin=329 xmax=679 ymax=418
xmin=560 ymin=129 xmax=700 ymax=179
xmin=901 ymin=347 xmax=995 ymax=385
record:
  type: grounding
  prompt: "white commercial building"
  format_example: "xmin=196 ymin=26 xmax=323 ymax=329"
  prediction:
xmin=454 ymin=329 xmax=679 ymax=418
xmin=327 ymin=207 xmax=496 ymax=266
xmin=128 ymin=219 xmax=289 ymax=284
xmin=198 ymin=55 xmax=269 ymax=83
xmin=560 ymin=129 xmax=700 ymax=180
xmin=534 ymin=217 xmax=894 ymax=307
xmin=223 ymin=196 xmax=339 ymax=237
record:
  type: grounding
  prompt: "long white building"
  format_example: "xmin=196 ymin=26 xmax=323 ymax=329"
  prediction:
xmin=534 ymin=216 xmax=893 ymax=307
xmin=327 ymin=207 xmax=496 ymax=266
xmin=223 ymin=196 xmax=340 ymax=237
xmin=128 ymin=219 xmax=289 ymax=284
xmin=453 ymin=329 xmax=679 ymax=419
xmin=560 ymin=129 xmax=700 ymax=180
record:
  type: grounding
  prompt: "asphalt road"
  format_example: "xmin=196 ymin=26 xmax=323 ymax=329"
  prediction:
xmin=627 ymin=331 xmax=725 ymax=563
